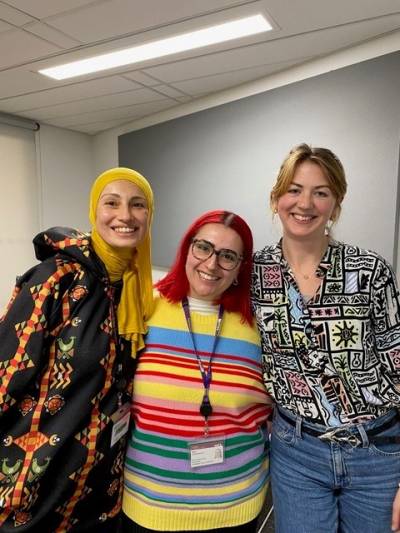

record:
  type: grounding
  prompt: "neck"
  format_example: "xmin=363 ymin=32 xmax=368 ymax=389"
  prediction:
xmin=282 ymin=234 xmax=329 ymax=275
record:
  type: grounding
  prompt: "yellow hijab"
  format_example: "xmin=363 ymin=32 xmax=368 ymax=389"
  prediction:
xmin=89 ymin=167 xmax=154 ymax=357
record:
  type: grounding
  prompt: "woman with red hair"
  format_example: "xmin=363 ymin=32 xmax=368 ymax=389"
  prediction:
xmin=122 ymin=210 xmax=271 ymax=533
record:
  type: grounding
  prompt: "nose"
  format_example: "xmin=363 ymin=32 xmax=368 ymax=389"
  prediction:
xmin=117 ymin=203 xmax=133 ymax=221
xmin=297 ymin=190 xmax=313 ymax=209
xmin=203 ymin=251 xmax=219 ymax=270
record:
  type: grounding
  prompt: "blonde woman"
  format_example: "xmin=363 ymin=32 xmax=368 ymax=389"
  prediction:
xmin=252 ymin=144 xmax=400 ymax=533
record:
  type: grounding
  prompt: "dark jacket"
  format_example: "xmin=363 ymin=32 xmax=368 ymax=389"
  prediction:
xmin=0 ymin=227 xmax=135 ymax=531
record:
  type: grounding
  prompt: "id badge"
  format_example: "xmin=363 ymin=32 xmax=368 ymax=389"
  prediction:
xmin=189 ymin=437 xmax=225 ymax=468
xmin=110 ymin=402 xmax=131 ymax=447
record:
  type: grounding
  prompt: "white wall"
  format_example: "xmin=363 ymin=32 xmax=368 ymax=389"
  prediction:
xmin=37 ymin=123 xmax=94 ymax=232
xmin=92 ymin=128 xmax=119 ymax=176
xmin=0 ymin=124 xmax=38 ymax=309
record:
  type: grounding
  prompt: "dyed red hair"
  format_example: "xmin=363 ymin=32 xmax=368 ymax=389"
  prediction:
xmin=156 ymin=210 xmax=254 ymax=325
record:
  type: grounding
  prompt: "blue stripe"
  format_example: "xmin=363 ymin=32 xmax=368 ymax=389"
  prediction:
xmin=146 ymin=326 xmax=261 ymax=364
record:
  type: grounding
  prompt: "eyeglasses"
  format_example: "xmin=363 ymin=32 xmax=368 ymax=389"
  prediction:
xmin=191 ymin=239 xmax=242 ymax=271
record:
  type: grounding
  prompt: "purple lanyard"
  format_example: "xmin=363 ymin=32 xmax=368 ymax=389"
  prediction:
xmin=182 ymin=298 xmax=223 ymax=435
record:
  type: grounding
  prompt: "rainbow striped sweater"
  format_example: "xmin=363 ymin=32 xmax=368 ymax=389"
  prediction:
xmin=123 ymin=296 xmax=271 ymax=531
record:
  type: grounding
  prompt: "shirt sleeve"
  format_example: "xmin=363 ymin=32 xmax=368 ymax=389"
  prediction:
xmin=371 ymin=257 xmax=400 ymax=387
xmin=0 ymin=260 xmax=64 ymax=416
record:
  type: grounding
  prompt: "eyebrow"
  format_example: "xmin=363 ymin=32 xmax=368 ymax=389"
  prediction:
xmin=100 ymin=192 xmax=146 ymax=200
xmin=291 ymin=182 xmax=331 ymax=189
xmin=195 ymin=238 xmax=242 ymax=254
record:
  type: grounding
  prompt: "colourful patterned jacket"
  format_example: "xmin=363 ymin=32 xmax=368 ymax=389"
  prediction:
xmin=0 ymin=227 xmax=134 ymax=531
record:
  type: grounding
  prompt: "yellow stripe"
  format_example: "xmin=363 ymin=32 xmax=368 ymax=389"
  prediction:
xmin=149 ymin=298 xmax=260 ymax=344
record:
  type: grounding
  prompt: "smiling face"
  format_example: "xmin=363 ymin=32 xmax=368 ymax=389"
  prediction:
xmin=185 ymin=223 xmax=243 ymax=302
xmin=276 ymin=160 xmax=338 ymax=243
xmin=95 ymin=179 xmax=149 ymax=249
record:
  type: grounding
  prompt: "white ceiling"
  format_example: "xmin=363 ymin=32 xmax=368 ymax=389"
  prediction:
xmin=0 ymin=0 xmax=399 ymax=135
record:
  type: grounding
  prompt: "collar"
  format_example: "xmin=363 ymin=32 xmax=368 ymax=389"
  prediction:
xmin=270 ymin=239 xmax=342 ymax=278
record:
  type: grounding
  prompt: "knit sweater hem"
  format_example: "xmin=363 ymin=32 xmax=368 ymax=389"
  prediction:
xmin=122 ymin=484 xmax=267 ymax=531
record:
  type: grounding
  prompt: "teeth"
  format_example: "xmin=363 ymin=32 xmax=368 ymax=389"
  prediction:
xmin=198 ymin=271 xmax=218 ymax=281
xmin=293 ymin=214 xmax=313 ymax=222
xmin=114 ymin=227 xmax=135 ymax=233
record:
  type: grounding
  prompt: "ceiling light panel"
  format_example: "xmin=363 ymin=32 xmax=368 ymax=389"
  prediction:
xmin=38 ymin=14 xmax=272 ymax=80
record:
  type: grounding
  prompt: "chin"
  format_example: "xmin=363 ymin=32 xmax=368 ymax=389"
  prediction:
xmin=109 ymin=238 xmax=138 ymax=249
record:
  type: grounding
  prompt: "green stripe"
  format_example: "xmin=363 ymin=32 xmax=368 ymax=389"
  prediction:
xmin=134 ymin=442 xmax=188 ymax=459
xmin=132 ymin=440 xmax=264 ymax=460
xmin=132 ymin=429 xmax=264 ymax=450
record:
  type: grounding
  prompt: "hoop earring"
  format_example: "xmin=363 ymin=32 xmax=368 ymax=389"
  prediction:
xmin=232 ymin=279 xmax=238 ymax=286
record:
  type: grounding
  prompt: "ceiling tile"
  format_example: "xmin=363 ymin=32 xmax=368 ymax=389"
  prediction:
xmin=0 ymin=3 xmax=34 ymax=25
xmin=23 ymin=21 xmax=82 ymax=48
xmin=265 ymin=0 xmax=400 ymax=32
xmin=152 ymin=85 xmax=190 ymax=98
xmin=45 ymin=0 xmax=248 ymax=42
xmin=0 ymin=19 xmax=13 ymax=33
xmin=72 ymin=118 xmax=134 ymax=135
xmin=0 ymin=75 xmax=140 ymax=113
xmin=0 ymin=28 xmax=62 ymax=69
xmin=0 ymin=68 xmax=56 ymax=99
xmin=22 ymin=87 xmax=170 ymax=120
xmin=3 ymin=0 xmax=98 ymax=19
xmin=122 ymin=71 xmax=162 ymax=87
xmin=172 ymin=61 xmax=299 ymax=96
xmin=45 ymin=99 xmax=177 ymax=128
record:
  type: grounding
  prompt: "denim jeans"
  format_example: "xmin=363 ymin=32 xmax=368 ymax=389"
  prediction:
xmin=271 ymin=408 xmax=400 ymax=533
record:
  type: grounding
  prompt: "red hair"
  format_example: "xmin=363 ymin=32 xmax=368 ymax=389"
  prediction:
xmin=156 ymin=210 xmax=254 ymax=325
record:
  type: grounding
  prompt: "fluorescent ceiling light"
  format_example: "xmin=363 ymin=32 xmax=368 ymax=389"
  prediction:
xmin=38 ymin=14 xmax=272 ymax=80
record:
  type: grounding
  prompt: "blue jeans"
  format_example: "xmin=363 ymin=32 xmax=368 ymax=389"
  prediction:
xmin=271 ymin=408 xmax=400 ymax=533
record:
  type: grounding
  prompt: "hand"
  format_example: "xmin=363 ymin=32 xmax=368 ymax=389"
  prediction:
xmin=392 ymin=487 xmax=400 ymax=531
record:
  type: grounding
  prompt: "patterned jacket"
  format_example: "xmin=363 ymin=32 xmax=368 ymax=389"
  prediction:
xmin=0 ymin=228 xmax=134 ymax=531
xmin=252 ymin=240 xmax=400 ymax=426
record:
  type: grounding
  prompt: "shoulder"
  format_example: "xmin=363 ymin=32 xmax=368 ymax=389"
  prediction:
xmin=223 ymin=311 xmax=261 ymax=346
xmin=333 ymin=242 xmax=397 ymax=289
xmin=148 ymin=294 xmax=182 ymax=325
xmin=336 ymin=241 xmax=393 ymax=269
xmin=253 ymin=243 xmax=280 ymax=264
xmin=16 ymin=257 xmax=74 ymax=288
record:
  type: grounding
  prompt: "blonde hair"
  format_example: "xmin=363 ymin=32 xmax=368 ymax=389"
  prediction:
xmin=270 ymin=143 xmax=347 ymax=221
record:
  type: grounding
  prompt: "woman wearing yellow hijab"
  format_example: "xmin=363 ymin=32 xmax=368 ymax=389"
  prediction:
xmin=0 ymin=167 xmax=153 ymax=532
xmin=89 ymin=167 xmax=154 ymax=355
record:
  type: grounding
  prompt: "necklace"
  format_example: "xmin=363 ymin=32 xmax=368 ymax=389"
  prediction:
xmin=289 ymin=264 xmax=317 ymax=280
xmin=282 ymin=238 xmax=328 ymax=282
xmin=292 ymin=268 xmax=315 ymax=280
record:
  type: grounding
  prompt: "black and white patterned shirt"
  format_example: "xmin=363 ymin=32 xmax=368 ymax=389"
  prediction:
xmin=251 ymin=240 xmax=400 ymax=426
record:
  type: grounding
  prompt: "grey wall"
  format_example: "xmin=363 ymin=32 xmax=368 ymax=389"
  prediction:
xmin=119 ymin=52 xmax=400 ymax=268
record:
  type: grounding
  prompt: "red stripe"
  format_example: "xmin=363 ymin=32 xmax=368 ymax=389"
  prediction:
xmin=135 ymin=370 xmax=263 ymax=392
xmin=146 ymin=343 xmax=261 ymax=367
xmin=142 ymin=354 xmax=261 ymax=380
xmin=135 ymin=419 xmax=259 ymax=437
xmin=134 ymin=405 xmax=268 ymax=428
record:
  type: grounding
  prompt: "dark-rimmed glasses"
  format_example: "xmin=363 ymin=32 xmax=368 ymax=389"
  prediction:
xmin=191 ymin=239 xmax=242 ymax=271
